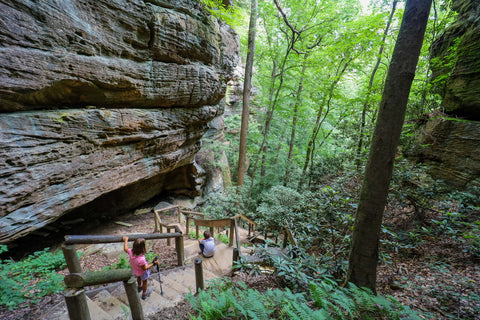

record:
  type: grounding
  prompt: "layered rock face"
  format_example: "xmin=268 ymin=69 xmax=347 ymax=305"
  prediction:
xmin=430 ymin=0 xmax=480 ymax=120
xmin=0 ymin=0 xmax=238 ymax=243
xmin=409 ymin=0 xmax=479 ymax=189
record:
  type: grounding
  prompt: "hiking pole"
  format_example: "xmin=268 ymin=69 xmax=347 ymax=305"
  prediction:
xmin=153 ymin=256 xmax=164 ymax=295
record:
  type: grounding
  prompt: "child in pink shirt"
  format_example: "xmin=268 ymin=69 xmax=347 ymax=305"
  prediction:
xmin=123 ymin=236 xmax=158 ymax=300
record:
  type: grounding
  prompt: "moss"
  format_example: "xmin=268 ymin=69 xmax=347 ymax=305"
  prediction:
xmin=443 ymin=117 xmax=480 ymax=123
xmin=55 ymin=112 xmax=68 ymax=123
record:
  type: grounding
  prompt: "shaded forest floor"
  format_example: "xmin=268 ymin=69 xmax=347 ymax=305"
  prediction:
xmin=1 ymin=199 xmax=479 ymax=319
xmin=376 ymin=204 xmax=480 ymax=319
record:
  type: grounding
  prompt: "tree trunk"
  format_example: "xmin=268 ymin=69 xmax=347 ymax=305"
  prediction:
xmin=347 ymin=0 xmax=432 ymax=292
xmin=299 ymin=57 xmax=351 ymax=189
xmin=237 ymin=0 xmax=257 ymax=188
xmin=284 ymin=54 xmax=308 ymax=186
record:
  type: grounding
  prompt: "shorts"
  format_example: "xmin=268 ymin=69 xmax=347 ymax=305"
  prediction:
xmin=140 ymin=269 xmax=150 ymax=281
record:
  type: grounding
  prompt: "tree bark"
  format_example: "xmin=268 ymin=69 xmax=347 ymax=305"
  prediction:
xmin=347 ymin=0 xmax=432 ymax=292
xmin=237 ymin=0 xmax=257 ymax=188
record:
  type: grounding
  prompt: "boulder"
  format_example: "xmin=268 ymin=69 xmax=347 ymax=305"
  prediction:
xmin=407 ymin=116 xmax=480 ymax=188
xmin=430 ymin=0 xmax=480 ymax=120
xmin=0 ymin=0 xmax=239 ymax=243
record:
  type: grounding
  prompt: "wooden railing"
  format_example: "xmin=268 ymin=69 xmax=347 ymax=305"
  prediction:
xmin=194 ymin=218 xmax=235 ymax=246
xmin=183 ymin=210 xmax=205 ymax=237
xmin=62 ymin=229 xmax=184 ymax=320
xmin=232 ymin=214 xmax=257 ymax=237
xmin=153 ymin=205 xmax=182 ymax=246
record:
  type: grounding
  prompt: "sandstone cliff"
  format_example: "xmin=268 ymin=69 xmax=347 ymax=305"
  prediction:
xmin=0 ymin=0 xmax=239 ymax=243
xmin=408 ymin=0 xmax=479 ymax=189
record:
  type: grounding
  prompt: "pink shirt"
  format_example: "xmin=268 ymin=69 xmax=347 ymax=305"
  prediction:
xmin=127 ymin=249 xmax=147 ymax=276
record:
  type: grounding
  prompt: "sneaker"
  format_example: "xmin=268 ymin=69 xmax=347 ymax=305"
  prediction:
xmin=141 ymin=287 xmax=152 ymax=300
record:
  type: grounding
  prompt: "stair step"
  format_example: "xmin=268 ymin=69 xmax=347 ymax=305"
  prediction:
xmin=39 ymin=294 xmax=112 ymax=320
xmin=90 ymin=289 xmax=128 ymax=319
xmin=150 ymin=278 xmax=184 ymax=304
xmin=141 ymin=289 xmax=171 ymax=316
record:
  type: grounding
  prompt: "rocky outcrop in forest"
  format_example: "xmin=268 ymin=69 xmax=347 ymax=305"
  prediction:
xmin=0 ymin=0 xmax=239 ymax=243
xmin=408 ymin=0 xmax=480 ymax=189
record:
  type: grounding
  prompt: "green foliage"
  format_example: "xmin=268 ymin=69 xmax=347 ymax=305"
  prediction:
xmin=217 ymin=233 xmax=230 ymax=245
xmin=0 ymin=245 xmax=66 ymax=310
xmin=103 ymin=252 xmax=129 ymax=271
xmin=255 ymin=185 xmax=303 ymax=233
xmin=232 ymin=255 xmax=263 ymax=276
xmin=430 ymin=36 xmax=462 ymax=96
xmin=200 ymin=186 xmax=249 ymax=219
xmin=309 ymin=281 xmax=421 ymax=320
xmin=186 ymin=277 xmax=422 ymax=320
xmin=199 ymin=0 xmax=243 ymax=28
xmin=269 ymin=246 xmax=332 ymax=292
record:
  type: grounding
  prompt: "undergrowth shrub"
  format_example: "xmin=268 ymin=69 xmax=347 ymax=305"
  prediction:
xmin=186 ymin=278 xmax=422 ymax=320
xmin=0 ymin=245 xmax=66 ymax=310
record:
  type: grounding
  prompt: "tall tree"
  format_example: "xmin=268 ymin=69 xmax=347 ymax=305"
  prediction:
xmin=284 ymin=54 xmax=308 ymax=186
xmin=347 ymin=0 xmax=432 ymax=292
xmin=237 ymin=0 xmax=258 ymax=188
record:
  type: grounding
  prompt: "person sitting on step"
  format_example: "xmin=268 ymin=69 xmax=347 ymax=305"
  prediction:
xmin=198 ymin=230 xmax=215 ymax=258
xmin=123 ymin=236 xmax=158 ymax=300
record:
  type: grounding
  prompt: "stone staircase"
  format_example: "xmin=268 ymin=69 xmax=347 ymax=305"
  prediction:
xmin=41 ymin=232 xmax=252 ymax=320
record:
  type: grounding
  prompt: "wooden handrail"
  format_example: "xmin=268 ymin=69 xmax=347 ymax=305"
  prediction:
xmin=154 ymin=205 xmax=182 ymax=224
xmin=154 ymin=205 xmax=180 ymax=213
xmin=181 ymin=210 xmax=205 ymax=217
xmin=64 ymin=232 xmax=182 ymax=245
xmin=232 ymin=214 xmax=257 ymax=226
xmin=65 ymin=269 xmax=133 ymax=288
xmin=194 ymin=218 xmax=232 ymax=228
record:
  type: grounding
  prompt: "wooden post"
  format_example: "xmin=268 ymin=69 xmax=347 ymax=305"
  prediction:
xmin=234 ymin=219 xmax=240 ymax=249
xmin=194 ymin=258 xmax=204 ymax=293
xmin=177 ymin=207 xmax=181 ymax=223
xmin=248 ymin=223 xmax=251 ymax=237
xmin=176 ymin=235 xmax=185 ymax=266
xmin=229 ymin=219 xmax=235 ymax=247
xmin=62 ymin=244 xmax=82 ymax=274
xmin=186 ymin=216 xmax=190 ymax=238
xmin=154 ymin=211 xmax=160 ymax=233
xmin=209 ymin=226 xmax=214 ymax=237
xmin=64 ymin=288 xmax=91 ymax=320
xmin=233 ymin=247 xmax=239 ymax=265
xmin=167 ymin=227 xmax=171 ymax=246
xmin=124 ymin=277 xmax=144 ymax=320
xmin=195 ymin=224 xmax=199 ymax=239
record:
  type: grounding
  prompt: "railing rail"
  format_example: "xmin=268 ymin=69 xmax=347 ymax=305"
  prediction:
xmin=64 ymin=232 xmax=182 ymax=244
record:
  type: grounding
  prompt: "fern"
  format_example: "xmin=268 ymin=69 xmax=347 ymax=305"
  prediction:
xmin=187 ymin=278 xmax=423 ymax=320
